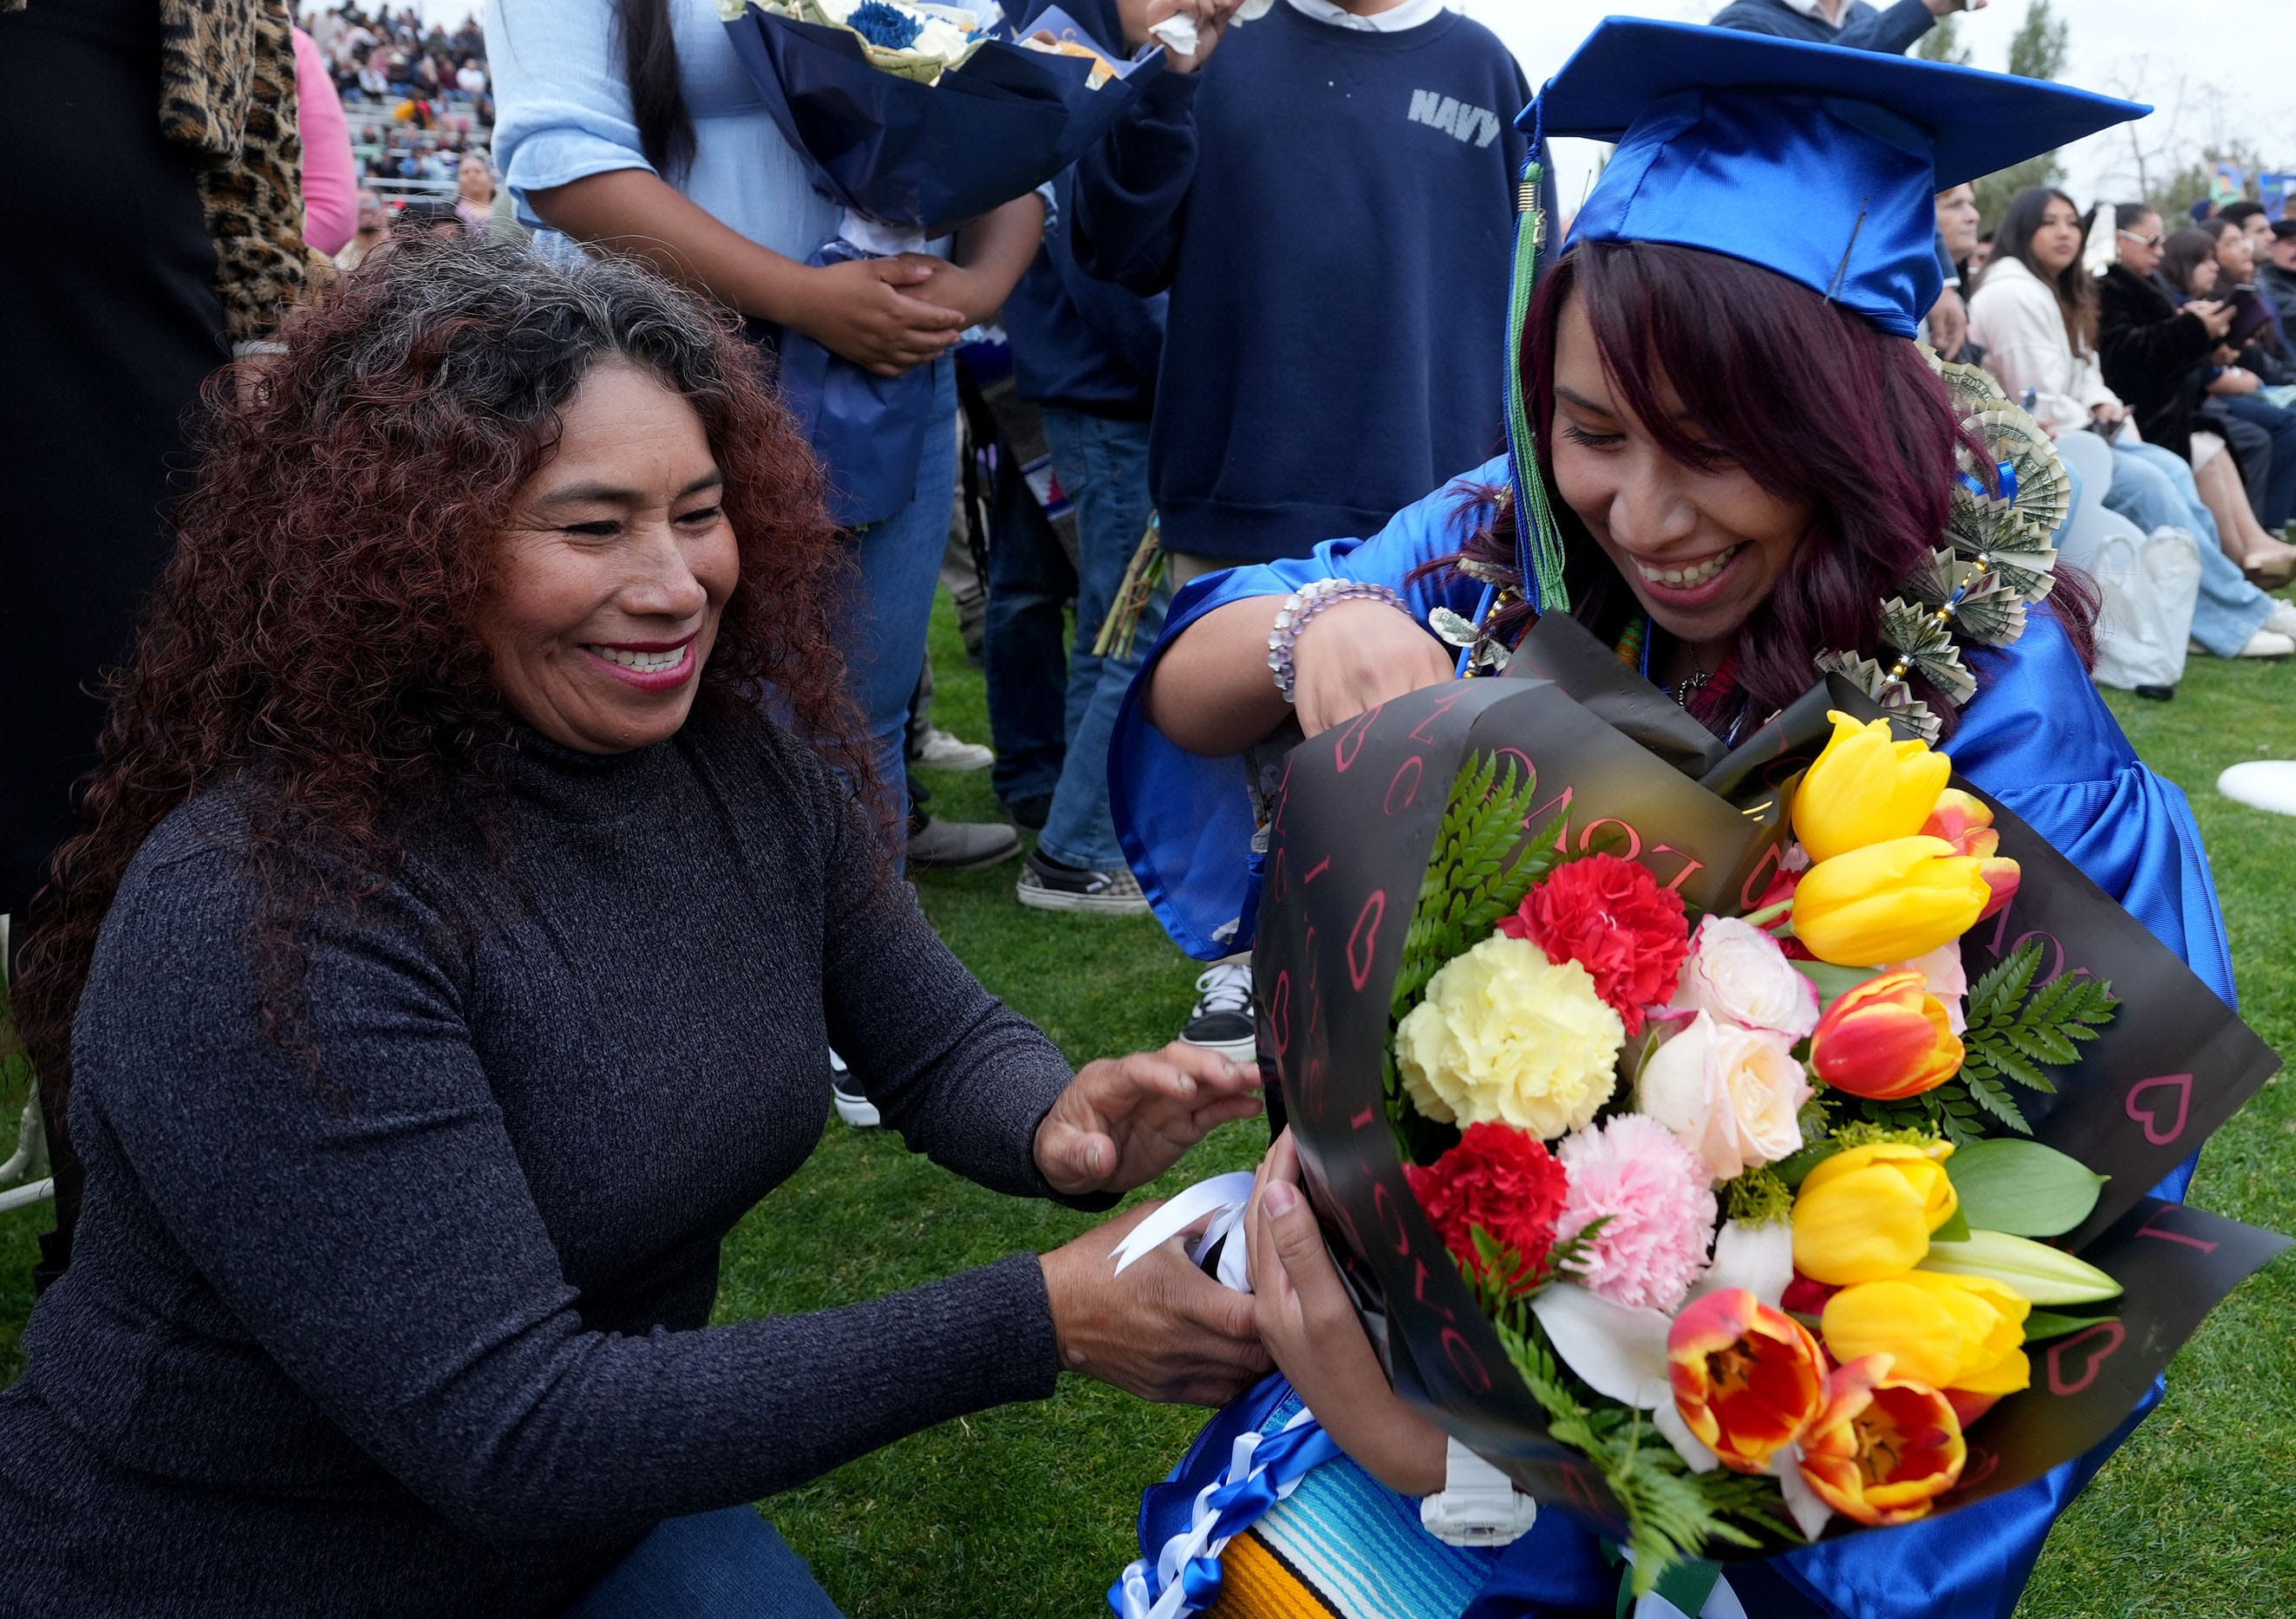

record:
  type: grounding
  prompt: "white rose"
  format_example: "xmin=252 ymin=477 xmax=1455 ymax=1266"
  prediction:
xmin=1636 ymin=1011 xmax=1811 ymax=1184
xmin=1672 ymin=915 xmax=1821 ymax=1041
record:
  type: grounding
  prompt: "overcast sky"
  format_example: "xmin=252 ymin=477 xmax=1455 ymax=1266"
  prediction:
xmin=425 ymin=0 xmax=2293 ymax=206
xmin=1457 ymin=0 xmax=2296 ymax=216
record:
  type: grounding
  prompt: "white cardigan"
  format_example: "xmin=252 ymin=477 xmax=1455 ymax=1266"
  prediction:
xmin=1966 ymin=255 xmax=2121 ymax=432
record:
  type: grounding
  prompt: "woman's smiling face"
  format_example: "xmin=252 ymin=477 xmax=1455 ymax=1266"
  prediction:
xmin=1549 ymin=293 xmax=1810 ymax=651
xmin=483 ymin=357 xmax=740 ymax=754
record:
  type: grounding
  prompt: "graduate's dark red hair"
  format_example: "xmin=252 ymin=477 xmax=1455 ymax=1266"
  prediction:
xmin=1460 ymin=240 xmax=2097 ymax=731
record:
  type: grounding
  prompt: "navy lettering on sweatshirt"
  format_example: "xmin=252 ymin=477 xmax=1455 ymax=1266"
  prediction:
xmin=1074 ymin=3 xmax=1530 ymax=565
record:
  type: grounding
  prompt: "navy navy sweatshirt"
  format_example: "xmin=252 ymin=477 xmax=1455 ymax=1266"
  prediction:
xmin=1707 ymin=0 xmax=1939 ymax=54
xmin=1074 ymin=3 xmax=1529 ymax=565
xmin=1005 ymin=0 xmax=1165 ymax=418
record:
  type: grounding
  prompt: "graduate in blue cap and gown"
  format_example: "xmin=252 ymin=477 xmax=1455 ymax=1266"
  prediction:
xmin=1106 ymin=19 xmax=2227 ymax=1619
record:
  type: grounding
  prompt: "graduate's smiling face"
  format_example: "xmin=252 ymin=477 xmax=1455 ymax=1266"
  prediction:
xmin=1549 ymin=294 xmax=1810 ymax=652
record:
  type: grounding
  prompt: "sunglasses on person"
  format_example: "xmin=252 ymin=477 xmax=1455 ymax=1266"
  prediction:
xmin=2118 ymin=229 xmax=2165 ymax=249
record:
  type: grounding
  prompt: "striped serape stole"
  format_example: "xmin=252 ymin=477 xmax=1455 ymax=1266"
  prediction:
xmin=1203 ymin=1392 xmax=1501 ymax=1619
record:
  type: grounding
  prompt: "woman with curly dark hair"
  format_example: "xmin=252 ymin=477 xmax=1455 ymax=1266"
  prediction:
xmin=0 ymin=240 xmax=1267 ymax=1616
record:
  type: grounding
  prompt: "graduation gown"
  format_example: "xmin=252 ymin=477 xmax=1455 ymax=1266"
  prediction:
xmin=1108 ymin=454 xmax=2234 ymax=1619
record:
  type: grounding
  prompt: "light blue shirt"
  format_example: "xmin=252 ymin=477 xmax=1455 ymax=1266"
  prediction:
xmin=486 ymin=0 xmax=839 ymax=264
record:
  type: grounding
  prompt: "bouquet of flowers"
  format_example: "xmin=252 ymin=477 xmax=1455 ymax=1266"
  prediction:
xmin=721 ymin=0 xmax=1159 ymax=525
xmin=1244 ymin=620 xmax=2287 ymax=1592
xmin=721 ymin=0 xmax=1156 ymax=240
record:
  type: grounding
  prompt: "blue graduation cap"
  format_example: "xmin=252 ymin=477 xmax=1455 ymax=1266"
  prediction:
xmin=1497 ymin=18 xmax=2146 ymax=617
xmin=1524 ymin=18 xmax=2148 ymax=338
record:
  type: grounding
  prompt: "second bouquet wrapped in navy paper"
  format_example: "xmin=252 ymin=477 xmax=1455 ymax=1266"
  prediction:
xmin=722 ymin=0 xmax=1158 ymax=525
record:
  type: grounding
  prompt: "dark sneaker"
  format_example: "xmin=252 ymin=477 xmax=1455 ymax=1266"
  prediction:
xmin=1004 ymin=793 xmax=1052 ymax=832
xmin=1016 ymin=849 xmax=1150 ymax=915
xmin=1178 ymin=958 xmax=1256 ymax=1063
xmin=906 ymin=813 xmax=1022 ymax=871
xmin=830 ymin=1048 xmax=878 ymax=1128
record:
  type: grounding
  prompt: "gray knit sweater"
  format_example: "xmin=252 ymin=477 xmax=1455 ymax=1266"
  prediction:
xmin=0 ymin=716 xmax=1080 ymax=1615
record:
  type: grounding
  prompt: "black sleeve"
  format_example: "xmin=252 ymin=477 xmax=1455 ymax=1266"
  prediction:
xmin=1073 ymin=69 xmax=1200 ymax=295
xmin=76 ymin=840 xmax=1062 ymax=1543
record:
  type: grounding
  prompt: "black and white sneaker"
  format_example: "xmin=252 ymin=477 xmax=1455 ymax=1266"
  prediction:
xmin=1178 ymin=958 xmax=1256 ymax=1063
xmin=1015 ymin=848 xmax=1150 ymax=915
xmin=829 ymin=1048 xmax=878 ymax=1128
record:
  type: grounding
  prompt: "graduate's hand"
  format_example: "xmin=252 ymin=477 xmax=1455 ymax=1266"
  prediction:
xmin=1246 ymin=1132 xmax=1449 ymax=1495
xmin=1923 ymin=0 xmax=1985 ymax=15
xmin=1035 ymin=1043 xmax=1265 ymax=1197
xmin=791 ymin=255 xmax=966 ymax=376
xmin=1040 ymin=1200 xmax=1272 ymax=1404
xmin=1144 ymin=0 xmax=1243 ymax=71
xmin=1289 ymin=599 xmax=1455 ymax=740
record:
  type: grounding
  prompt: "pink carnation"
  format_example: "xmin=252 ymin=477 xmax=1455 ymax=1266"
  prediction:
xmin=1555 ymin=1113 xmax=1717 ymax=1313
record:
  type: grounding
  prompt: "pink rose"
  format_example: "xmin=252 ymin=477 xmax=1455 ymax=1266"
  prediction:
xmin=1673 ymin=916 xmax=1822 ymax=1041
xmin=1638 ymin=1011 xmax=1812 ymax=1184
xmin=1891 ymin=942 xmax=1969 ymax=1035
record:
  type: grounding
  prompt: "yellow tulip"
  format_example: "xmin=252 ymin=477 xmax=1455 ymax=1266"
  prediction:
xmin=1791 ymin=1140 xmax=1958 ymax=1286
xmin=1821 ymin=1270 xmax=2030 ymax=1394
xmin=1793 ymin=713 xmax=1954 ymax=865
xmin=1792 ymin=837 xmax=1992 ymax=967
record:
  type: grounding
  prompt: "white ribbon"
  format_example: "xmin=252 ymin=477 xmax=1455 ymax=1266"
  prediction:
xmin=1111 ymin=1170 xmax=1256 ymax=1293
xmin=1147 ymin=0 xmax=1272 ymax=56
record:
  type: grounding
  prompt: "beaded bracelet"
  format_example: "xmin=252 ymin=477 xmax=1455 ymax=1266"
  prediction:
xmin=1266 ymin=579 xmax=1411 ymax=703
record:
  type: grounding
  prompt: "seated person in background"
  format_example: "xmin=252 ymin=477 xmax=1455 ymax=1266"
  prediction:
xmin=0 ymin=243 xmax=1269 ymax=1616
xmin=1971 ymin=191 xmax=2293 ymax=654
xmin=2259 ymin=219 xmax=2296 ymax=317
xmin=2099 ymin=203 xmax=2296 ymax=583
xmin=2165 ymin=225 xmax=2296 ymax=537
xmin=1928 ymin=180 xmax=1984 ymax=362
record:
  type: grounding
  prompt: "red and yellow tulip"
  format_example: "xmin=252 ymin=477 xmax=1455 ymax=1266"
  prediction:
xmin=1809 ymin=970 xmax=1964 ymax=1101
xmin=1921 ymin=789 xmax=2022 ymax=921
xmin=1666 ymin=1288 xmax=1830 ymax=1473
xmin=1797 ymin=1355 xmax=1967 ymax=1526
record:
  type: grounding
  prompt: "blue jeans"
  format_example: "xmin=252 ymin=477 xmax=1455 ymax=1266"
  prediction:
xmin=844 ymin=357 xmax=959 ymax=847
xmin=2102 ymin=440 xmax=2270 ymax=656
xmin=1036 ymin=408 xmax=1164 ymax=871
xmin=561 ymin=1506 xmax=841 ymax=1617
xmin=2214 ymin=391 xmax=2296 ymax=527
xmin=984 ymin=431 xmax=1073 ymax=812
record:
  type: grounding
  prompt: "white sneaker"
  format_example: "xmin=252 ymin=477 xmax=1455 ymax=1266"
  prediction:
xmin=911 ymin=728 xmax=994 ymax=771
xmin=2238 ymin=630 xmax=2296 ymax=659
xmin=1177 ymin=958 xmax=1256 ymax=1063
xmin=2263 ymin=600 xmax=2296 ymax=641
xmin=829 ymin=1048 xmax=879 ymax=1127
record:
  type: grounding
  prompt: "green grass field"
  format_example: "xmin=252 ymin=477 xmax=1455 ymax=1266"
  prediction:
xmin=3 ymin=595 xmax=2292 ymax=1617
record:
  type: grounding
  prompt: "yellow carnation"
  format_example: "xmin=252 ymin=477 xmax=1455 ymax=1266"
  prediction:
xmin=1395 ymin=933 xmax=1625 ymax=1138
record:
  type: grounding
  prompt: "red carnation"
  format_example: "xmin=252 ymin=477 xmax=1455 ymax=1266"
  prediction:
xmin=1499 ymin=853 xmax=1691 ymax=1035
xmin=1405 ymin=1122 xmax=1571 ymax=1296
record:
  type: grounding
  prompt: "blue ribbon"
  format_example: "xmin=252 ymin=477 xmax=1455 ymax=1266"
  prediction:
xmin=1111 ymin=1411 xmax=1340 ymax=1617
xmin=1957 ymin=456 xmax=2019 ymax=508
